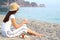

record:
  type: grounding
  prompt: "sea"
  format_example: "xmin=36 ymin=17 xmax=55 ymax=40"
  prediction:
xmin=0 ymin=7 xmax=60 ymax=24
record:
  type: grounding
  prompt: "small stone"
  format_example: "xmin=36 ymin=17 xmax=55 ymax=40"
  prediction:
xmin=56 ymin=30 xmax=60 ymax=39
xmin=46 ymin=28 xmax=54 ymax=33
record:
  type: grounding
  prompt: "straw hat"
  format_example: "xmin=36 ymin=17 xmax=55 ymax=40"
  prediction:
xmin=9 ymin=2 xmax=19 ymax=11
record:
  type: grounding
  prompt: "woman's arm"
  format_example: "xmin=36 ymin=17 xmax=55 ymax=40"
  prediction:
xmin=11 ymin=18 xmax=28 ymax=29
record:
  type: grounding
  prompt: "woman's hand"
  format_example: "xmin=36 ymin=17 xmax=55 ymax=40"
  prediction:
xmin=22 ymin=19 xmax=29 ymax=24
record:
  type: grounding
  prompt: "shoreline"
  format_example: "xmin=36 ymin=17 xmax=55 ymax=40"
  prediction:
xmin=0 ymin=14 xmax=60 ymax=25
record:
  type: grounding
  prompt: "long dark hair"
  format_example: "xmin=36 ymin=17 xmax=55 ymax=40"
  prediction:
xmin=3 ymin=10 xmax=18 ymax=23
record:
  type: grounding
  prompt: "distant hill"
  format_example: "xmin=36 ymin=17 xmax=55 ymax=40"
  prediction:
xmin=0 ymin=0 xmax=45 ymax=7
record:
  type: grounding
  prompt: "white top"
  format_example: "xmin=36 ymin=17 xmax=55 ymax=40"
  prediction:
xmin=1 ymin=14 xmax=27 ymax=37
xmin=2 ymin=14 xmax=15 ymax=31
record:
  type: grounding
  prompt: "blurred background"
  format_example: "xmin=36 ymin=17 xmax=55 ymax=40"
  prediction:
xmin=0 ymin=0 xmax=60 ymax=24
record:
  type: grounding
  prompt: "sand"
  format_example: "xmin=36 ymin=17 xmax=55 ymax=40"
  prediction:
xmin=0 ymin=15 xmax=60 ymax=40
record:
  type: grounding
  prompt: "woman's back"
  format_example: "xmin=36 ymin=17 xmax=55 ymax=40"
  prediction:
xmin=2 ymin=14 xmax=15 ymax=31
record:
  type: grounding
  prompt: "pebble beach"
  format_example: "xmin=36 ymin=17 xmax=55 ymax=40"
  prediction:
xmin=0 ymin=15 xmax=60 ymax=40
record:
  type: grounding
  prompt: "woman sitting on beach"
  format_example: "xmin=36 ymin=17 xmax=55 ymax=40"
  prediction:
xmin=1 ymin=2 xmax=43 ymax=38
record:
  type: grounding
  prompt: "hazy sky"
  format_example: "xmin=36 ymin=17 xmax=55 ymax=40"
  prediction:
xmin=25 ymin=0 xmax=60 ymax=8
